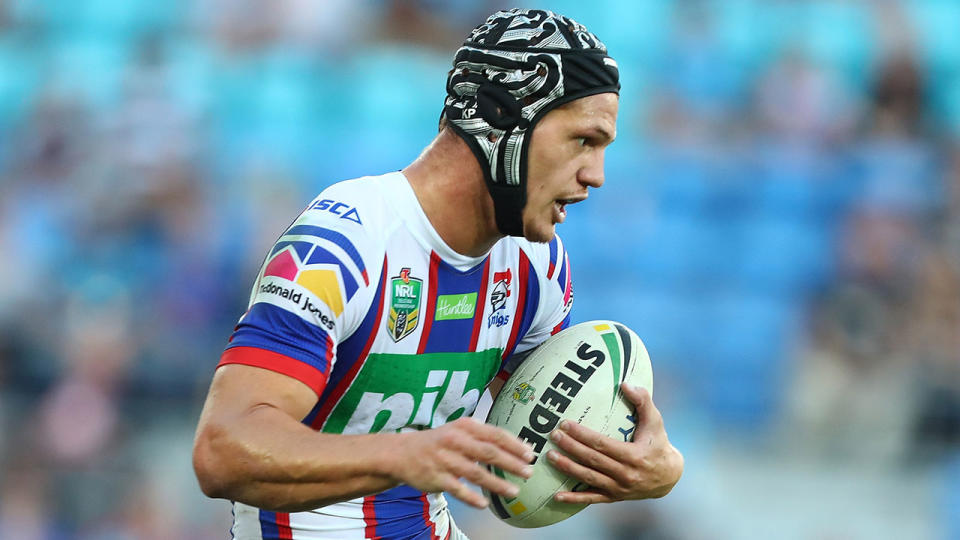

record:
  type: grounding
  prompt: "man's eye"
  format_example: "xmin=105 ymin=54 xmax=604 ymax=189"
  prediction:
xmin=577 ymin=137 xmax=588 ymax=146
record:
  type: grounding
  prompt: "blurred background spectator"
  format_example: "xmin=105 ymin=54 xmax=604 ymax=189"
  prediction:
xmin=1 ymin=1 xmax=958 ymax=538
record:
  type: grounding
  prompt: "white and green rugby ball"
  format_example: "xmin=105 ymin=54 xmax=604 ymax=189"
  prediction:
xmin=484 ymin=320 xmax=653 ymax=528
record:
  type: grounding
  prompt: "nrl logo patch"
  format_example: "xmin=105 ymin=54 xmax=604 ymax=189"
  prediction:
xmin=387 ymin=267 xmax=422 ymax=342
xmin=512 ymin=381 xmax=536 ymax=404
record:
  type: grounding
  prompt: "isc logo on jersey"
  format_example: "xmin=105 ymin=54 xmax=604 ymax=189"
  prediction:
xmin=308 ymin=198 xmax=362 ymax=224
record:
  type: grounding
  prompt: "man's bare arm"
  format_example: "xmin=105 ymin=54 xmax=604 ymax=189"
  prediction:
xmin=192 ymin=364 xmax=534 ymax=511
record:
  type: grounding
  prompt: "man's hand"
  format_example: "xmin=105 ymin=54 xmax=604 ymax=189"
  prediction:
xmin=546 ymin=383 xmax=683 ymax=504
xmin=388 ymin=417 xmax=535 ymax=508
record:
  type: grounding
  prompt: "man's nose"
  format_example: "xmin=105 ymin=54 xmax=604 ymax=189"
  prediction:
xmin=578 ymin=151 xmax=605 ymax=188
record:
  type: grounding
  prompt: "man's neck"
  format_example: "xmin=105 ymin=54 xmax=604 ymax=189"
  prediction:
xmin=402 ymin=130 xmax=503 ymax=258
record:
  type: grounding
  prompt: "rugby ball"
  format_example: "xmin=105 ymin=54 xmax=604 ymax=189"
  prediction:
xmin=484 ymin=320 xmax=653 ymax=528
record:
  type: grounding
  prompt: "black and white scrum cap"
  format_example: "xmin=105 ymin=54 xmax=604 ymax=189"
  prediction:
xmin=442 ymin=9 xmax=620 ymax=237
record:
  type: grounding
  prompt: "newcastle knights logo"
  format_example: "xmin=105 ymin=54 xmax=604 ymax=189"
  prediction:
xmin=387 ymin=267 xmax=422 ymax=342
xmin=488 ymin=268 xmax=512 ymax=328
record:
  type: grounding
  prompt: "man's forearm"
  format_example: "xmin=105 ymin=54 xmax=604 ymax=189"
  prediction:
xmin=194 ymin=401 xmax=403 ymax=510
xmin=224 ymin=475 xmax=397 ymax=512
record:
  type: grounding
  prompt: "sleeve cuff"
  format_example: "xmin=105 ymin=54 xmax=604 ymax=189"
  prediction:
xmin=218 ymin=346 xmax=329 ymax=397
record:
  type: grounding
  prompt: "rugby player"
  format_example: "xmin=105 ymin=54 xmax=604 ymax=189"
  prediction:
xmin=193 ymin=9 xmax=683 ymax=539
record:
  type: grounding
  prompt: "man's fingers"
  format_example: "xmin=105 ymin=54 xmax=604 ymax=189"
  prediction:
xmin=553 ymin=490 xmax=615 ymax=505
xmin=621 ymin=383 xmax=653 ymax=416
xmin=466 ymin=441 xmax=533 ymax=479
xmin=458 ymin=461 xmax=520 ymax=498
xmin=443 ymin=475 xmax=489 ymax=508
xmin=554 ymin=420 xmax=635 ymax=463
xmin=620 ymin=383 xmax=665 ymax=435
xmin=444 ymin=420 xmax=533 ymax=478
xmin=549 ymin=427 xmax=625 ymax=478
xmin=545 ymin=448 xmax=616 ymax=493
xmin=472 ymin=421 xmax=536 ymax=461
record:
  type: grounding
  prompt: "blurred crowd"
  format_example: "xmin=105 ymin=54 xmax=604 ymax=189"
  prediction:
xmin=1 ymin=1 xmax=959 ymax=538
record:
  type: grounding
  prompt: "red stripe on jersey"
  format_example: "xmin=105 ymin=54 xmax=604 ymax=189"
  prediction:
xmin=276 ymin=512 xmax=293 ymax=539
xmin=552 ymin=319 xmax=566 ymax=335
xmin=363 ymin=495 xmax=378 ymax=539
xmin=502 ymin=249 xmax=530 ymax=361
xmin=417 ymin=252 xmax=441 ymax=355
xmin=218 ymin=347 xmax=329 ymax=397
xmin=562 ymin=252 xmax=573 ymax=307
xmin=325 ymin=333 xmax=335 ymax=370
xmin=310 ymin=256 xmax=388 ymax=430
xmin=468 ymin=258 xmax=491 ymax=351
xmin=361 ymin=268 xmax=369 ymax=286
xmin=420 ymin=493 xmax=440 ymax=539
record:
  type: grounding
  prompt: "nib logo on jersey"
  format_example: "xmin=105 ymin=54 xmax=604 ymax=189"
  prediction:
xmin=258 ymin=244 xmax=352 ymax=331
xmin=322 ymin=349 xmax=502 ymax=435
xmin=488 ymin=269 xmax=512 ymax=328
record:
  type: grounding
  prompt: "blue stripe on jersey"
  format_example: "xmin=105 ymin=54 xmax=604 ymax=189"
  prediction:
xmin=303 ymin=257 xmax=387 ymax=427
xmin=371 ymin=486 xmax=430 ymax=539
xmin=306 ymin=245 xmax=360 ymax=301
xmin=228 ymin=303 xmax=332 ymax=374
xmin=557 ymin=252 xmax=568 ymax=292
xmin=421 ymin=258 xmax=487 ymax=354
xmin=270 ymin=240 xmax=314 ymax=260
xmin=258 ymin=510 xmax=280 ymax=539
xmin=285 ymin=224 xmax=366 ymax=276
xmin=502 ymin=257 xmax=541 ymax=368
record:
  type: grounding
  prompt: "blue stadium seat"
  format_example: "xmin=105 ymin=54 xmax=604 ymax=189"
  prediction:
xmin=77 ymin=0 xmax=183 ymax=37
xmin=44 ymin=34 xmax=131 ymax=110
xmin=0 ymin=36 xmax=43 ymax=128
xmin=798 ymin=1 xmax=874 ymax=88
xmin=529 ymin=0 xmax=673 ymax=65
xmin=698 ymin=289 xmax=798 ymax=429
xmin=163 ymin=37 xmax=217 ymax=116
xmin=850 ymin=136 xmax=942 ymax=216
xmin=736 ymin=214 xmax=834 ymax=295
xmin=570 ymin=281 xmax=705 ymax=378
xmin=907 ymin=0 xmax=960 ymax=77
xmin=931 ymin=72 xmax=960 ymax=137
xmin=711 ymin=0 xmax=775 ymax=72
xmin=946 ymin=454 xmax=960 ymax=540
xmin=345 ymin=46 xmax=448 ymax=140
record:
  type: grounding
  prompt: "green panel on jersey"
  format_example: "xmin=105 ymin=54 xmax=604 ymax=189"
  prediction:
xmin=322 ymin=348 xmax=503 ymax=434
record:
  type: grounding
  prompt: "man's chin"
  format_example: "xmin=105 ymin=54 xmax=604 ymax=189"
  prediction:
xmin=521 ymin=223 xmax=556 ymax=243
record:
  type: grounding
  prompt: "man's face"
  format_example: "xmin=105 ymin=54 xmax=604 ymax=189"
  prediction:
xmin=522 ymin=93 xmax=619 ymax=243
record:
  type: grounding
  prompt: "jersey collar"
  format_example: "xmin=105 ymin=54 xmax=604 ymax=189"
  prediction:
xmin=382 ymin=171 xmax=489 ymax=272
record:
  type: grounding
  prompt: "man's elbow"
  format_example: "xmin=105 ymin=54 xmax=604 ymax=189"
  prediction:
xmin=192 ymin=424 xmax=235 ymax=499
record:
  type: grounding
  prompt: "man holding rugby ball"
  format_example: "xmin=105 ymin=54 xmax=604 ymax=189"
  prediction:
xmin=193 ymin=9 xmax=682 ymax=539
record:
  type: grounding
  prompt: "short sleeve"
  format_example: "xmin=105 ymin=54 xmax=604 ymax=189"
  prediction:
xmin=219 ymin=193 xmax=382 ymax=397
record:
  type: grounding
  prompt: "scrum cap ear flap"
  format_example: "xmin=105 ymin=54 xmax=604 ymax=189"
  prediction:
xmin=477 ymin=84 xmax=523 ymax=130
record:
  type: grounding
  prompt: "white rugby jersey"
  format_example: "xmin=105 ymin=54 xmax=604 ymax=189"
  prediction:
xmin=219 ymin=171 xmax=574 ymax=540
